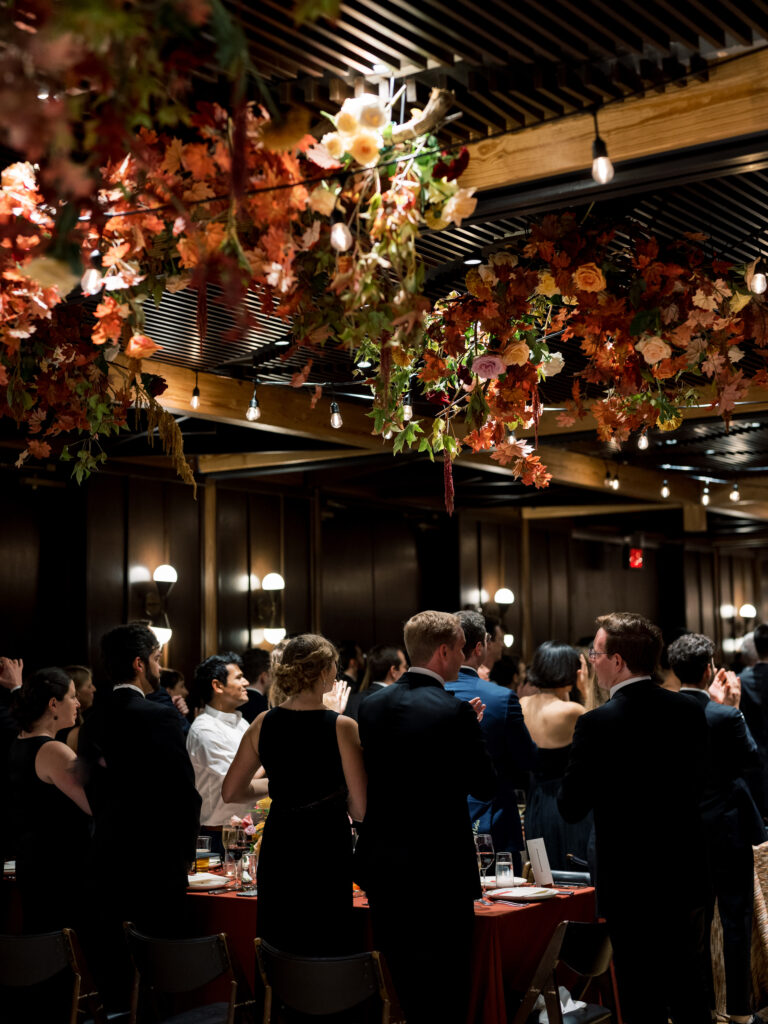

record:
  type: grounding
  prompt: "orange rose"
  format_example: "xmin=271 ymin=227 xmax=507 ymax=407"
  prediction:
xmin=572 ymin=262 xmax=606 ymax=292
xmin=125 ymin=333 xmax=162 ymax=360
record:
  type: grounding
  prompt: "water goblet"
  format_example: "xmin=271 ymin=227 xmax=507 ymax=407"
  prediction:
xmin=474 ymin=833 xmax=494 ymax=905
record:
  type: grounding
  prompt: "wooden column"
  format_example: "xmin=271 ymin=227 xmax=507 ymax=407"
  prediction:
xmin=202 ymin=480 xmax=218 ymax=654
xmin=520 ymin=516 xmax=532 ymax=662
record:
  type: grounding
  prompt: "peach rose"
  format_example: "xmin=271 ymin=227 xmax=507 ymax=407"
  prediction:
xmin=571 ymin=262 xmax=606 ymax=292
xmin=358 ymin=99 xmax=389 ymax=130
xmin=501 ymin=340 xmax=531 ymax=366
xmin=336 ymin=107 xmax=359 ymax=136
xmin=635 ymin=335 xmax=672 ymax=365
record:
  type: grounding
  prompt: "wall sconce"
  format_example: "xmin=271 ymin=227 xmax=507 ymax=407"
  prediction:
xmin=740 ymin=603 xmax=757 ymax=619
xmin=254 ymin=571 xmax=285 ymax=645
xmin=145 ymin=564 xmax=177 ymax=646
xmin=494 ymin=587 xmax=515 ymax=631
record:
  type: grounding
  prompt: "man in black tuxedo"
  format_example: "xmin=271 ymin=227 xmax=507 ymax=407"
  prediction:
xmin=445 ymin=610 xmax=536 ymax=874
xmin=240 ymin=647 xmax=271 ymax=723
xmin=344 ymin=643 xmax=406 ymax=721
xmin=355 ymin=611 xmax=496 ymax=1024
xmin=79 ymin=624 xmax=201 ymax=1005
xmin=669 ymin=632 xmax=765 ymax=1024
xmin=558 ymin=612 xmax=711 ymax=1024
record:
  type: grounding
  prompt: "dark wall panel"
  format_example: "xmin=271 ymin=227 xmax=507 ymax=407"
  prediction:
xmin=216 ymin=489 xmax=249 ymax=654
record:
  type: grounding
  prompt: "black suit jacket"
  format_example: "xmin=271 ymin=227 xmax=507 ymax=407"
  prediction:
xmin=355 ymin=671 xmax=496 ymax=900
xmin=79 ymin=687 xmax=201 ymax=873
xmin=558 ymin=679 xmax=709 ymax=914
xmin=680 ymin=687 xmax=766 ymax=847
xmin=241 ymin=687 xmax=269 ymax=724
xmin=738 ymin=662 xmax=768 ymax=815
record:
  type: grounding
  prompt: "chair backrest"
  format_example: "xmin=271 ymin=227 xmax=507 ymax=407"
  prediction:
xmin=254 ymin=938 xmax=391 ymax=1021
xmin=0 ymin=928 xmax=82 ymax=1024
xmin=559 ymin=921 xmax=613 ymax=978
xmin=510 ymin=920 xmax=613 ymax=1024
xmin=123 ymin=923 xmax=237 ymax=1024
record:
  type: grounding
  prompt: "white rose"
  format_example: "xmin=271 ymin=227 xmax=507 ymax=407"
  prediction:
xmin=442 ymin=187 xmax=477 ymax=228
xmin=358 ymin=99 xmax=389 ymax=130
xmin=541 ymin=352 xmax=565 ymax=376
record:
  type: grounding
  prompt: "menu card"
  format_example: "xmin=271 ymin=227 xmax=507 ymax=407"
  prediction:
xmin=526 ymin=838 xmax=553 ymax=885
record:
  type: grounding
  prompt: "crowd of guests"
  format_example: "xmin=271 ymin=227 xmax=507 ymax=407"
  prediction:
xmin=1 ymin=614 xmax=768 ymax=1024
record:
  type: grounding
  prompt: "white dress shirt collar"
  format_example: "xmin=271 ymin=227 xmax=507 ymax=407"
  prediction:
xmin=202 ymin=703 xmax=243 ymax=726
xmin=609 ymin=675 xmax=651 ymax=699
xmin=408 ymin=666 xmax=444 ymax=684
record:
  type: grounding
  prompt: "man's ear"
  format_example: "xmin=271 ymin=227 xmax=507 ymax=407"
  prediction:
xmin=211 ymin=677 xmax=225 ymax=694
xmin=473 ymin=641 xmax=484 ymax=661
xmin=132 ymin=655 xmax=145 ymax=678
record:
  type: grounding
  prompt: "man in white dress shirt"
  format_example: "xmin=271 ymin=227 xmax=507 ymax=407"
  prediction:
xmin=187 ymin=652 xmax=267 ymax=854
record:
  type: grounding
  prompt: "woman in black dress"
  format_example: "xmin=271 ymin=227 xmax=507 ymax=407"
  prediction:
xmin=8 ymin=667 xmax=92 ymax=932
xmin=520 ymin=642 xmax=593 ymax=871
xmin=223 ymin=635 xmax=366 ymax=954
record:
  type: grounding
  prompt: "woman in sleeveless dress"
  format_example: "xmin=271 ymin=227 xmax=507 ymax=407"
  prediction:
xmin=520 ymin=642 xmax=592 ymax=871
xmin=223 ymin=634 xmax=366 ymax=955
xmin=8 ymin=667 xmax=92 ymax=932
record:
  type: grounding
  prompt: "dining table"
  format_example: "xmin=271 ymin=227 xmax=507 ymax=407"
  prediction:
xmin=187 ymin=881 xmax=597 ymax=1024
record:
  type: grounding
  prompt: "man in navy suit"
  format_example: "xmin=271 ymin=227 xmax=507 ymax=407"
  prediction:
xmin=356 ymin=611 xmax=496 ymax=1024
xmin=559 ymin=612 xmax=711 ymax=1024
xmin=446 ymin=610 xmax=536 ymax=874
xmin=669 ymin=632 xmax=765 ymax=1024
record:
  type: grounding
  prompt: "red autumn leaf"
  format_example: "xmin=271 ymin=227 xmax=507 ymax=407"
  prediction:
xmin=309 ymin=384 xmax=323 ymax=409
xmin=27 ymin=439 xmax=52 ymax=459
xmin=290 ymin=359 xmax=313 ymax=387
xmin=182 ymin=143 xmax=217 ymax=180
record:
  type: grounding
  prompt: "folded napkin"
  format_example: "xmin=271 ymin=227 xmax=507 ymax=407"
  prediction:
xmin=534 ymin=985 xmax=586 ymax=1022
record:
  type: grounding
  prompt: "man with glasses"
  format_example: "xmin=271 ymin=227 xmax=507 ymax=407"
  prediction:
xmin=559 ymin=612 xmax=711 ymax=1024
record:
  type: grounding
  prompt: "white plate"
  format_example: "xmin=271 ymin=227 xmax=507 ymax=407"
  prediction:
xmin=485 ymin=876 xmax=527 ymax=888
xmin=489 ymin=886 xmax=559 ymax=901
xmin=3 ymin=861 xmax=15 ymax=874
xmin=187 ymin=872 xmax=227 ymax=890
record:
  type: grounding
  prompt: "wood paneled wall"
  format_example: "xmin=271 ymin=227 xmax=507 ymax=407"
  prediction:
xmin=2 ymin=462 xmax=765 ymax=679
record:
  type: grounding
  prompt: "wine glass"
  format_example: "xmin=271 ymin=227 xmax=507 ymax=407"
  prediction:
xmin=474 ymin=833 xmax=494 ymax=905
xmin=224 ymin=826 xmax=248 ymax=888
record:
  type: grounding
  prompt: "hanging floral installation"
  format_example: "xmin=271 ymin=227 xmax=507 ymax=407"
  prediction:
xmin=1 ymin=0 xmax=767 ymax=508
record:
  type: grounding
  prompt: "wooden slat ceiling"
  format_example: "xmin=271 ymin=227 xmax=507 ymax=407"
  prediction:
xmin=138 ymin=2 xmax=768 ymax=515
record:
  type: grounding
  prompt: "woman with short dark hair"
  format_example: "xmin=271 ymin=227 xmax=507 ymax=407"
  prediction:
xmin=9 ymin=667 xmax=92 ymax=932
xmin=520 ymin=642 xmax=592 ymax=870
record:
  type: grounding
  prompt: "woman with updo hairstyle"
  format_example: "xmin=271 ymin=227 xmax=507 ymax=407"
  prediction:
xmin=9 ymin=667 xmax=92 ymax=932
xmin=223 ymin=634 xmax=366 ymax=955
xmin=520 ymin=642 xmax=592 ymax=870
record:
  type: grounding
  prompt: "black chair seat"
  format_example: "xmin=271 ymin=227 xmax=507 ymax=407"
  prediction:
xmin=158 ymin=1002 xmax=232 ymax=1024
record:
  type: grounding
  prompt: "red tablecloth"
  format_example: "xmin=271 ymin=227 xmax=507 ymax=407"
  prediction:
xmin=188 ymin=885 xmax=596 ymax=1024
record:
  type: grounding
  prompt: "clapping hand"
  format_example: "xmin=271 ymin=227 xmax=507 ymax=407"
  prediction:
xmin=709 ymin=667 xmax=741 ymax=707
xmin=469 ymin=696 xmax=486 ymax=722
xmin=171 ymin=693 xmax=189 ymax=717
xmin=0 ymin=657 xmax=23 ymax=691
xmin=323 ymin=679 xmax=351 ymax=714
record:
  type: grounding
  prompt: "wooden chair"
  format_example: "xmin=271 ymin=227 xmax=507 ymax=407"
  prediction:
xmin=123 ymin=923 xmax=247 ymax=1024
xmin=0 ymin=927 xmax=109 ymax=1024
xmin=254 ymin=937 xmax=394 ymax=1023
xmin=511 ymin=919 xmax=614 ymax=1024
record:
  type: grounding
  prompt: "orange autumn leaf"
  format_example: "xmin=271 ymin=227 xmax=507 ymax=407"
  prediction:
xmin=182 ymin=143 xmax=217 ymax=180
xmin=27 ymin=439 xmax=52 ymax=459
xmin=124 ymin=333 xmax=162 ymax=359
xmin=160 ymin=138 xmax=184 ymax=176
xmin=102 ymin=241 xmax=131 ymax=267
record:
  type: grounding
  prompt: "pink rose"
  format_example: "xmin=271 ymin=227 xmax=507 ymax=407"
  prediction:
xmin=244 ymin=824 xmax=256 ymax=836
xmin=472 ymin=354 xmax=506 ymax=379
